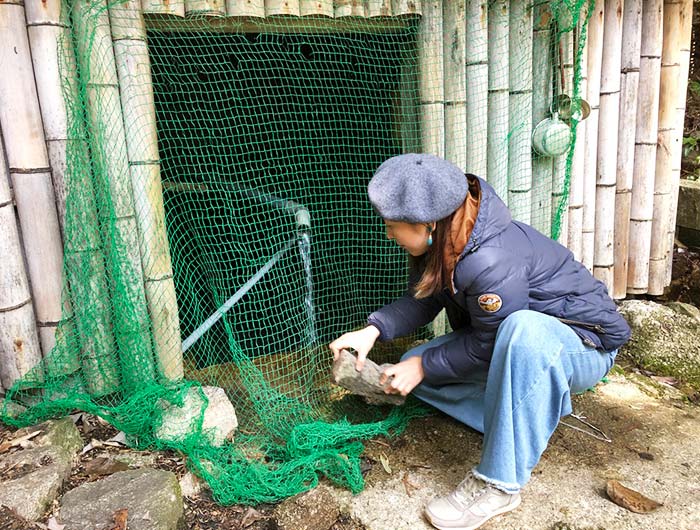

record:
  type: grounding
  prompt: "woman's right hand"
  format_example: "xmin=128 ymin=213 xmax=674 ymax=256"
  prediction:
xmin=329 ymin=325 xmax=381 ymax=371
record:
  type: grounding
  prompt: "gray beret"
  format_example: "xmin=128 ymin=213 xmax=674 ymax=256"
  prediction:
xmin=368 ymin=153 xmax=468 ymax=223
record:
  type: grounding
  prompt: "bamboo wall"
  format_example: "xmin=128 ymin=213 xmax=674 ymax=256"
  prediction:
xmin=0 ymin=0 xmax=694 ymax=390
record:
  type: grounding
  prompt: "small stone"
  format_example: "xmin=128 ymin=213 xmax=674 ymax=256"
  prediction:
xmin=179 ymin=471 xmax=206 ymax=498
xmin=14 ymin=417 xmax=83 ymax=459
xmin=0 ymin=445 xmax=72 ymax=521
xmin=155 ymin=386 xmax=237 ymax=447
xmin=274 ymin=485 xmax=341 ymax=530
xmin=58 ymin=468 xmax=183 ymax=530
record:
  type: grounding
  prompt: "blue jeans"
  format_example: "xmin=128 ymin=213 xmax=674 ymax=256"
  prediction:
xmin=402 ymin=310 xmax=616 ymax=494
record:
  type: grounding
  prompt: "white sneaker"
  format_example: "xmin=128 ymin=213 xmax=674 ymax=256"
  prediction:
xmin=424 ymin=472 xmax=521 ymax=530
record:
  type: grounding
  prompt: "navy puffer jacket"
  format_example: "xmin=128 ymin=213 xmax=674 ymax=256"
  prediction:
xmin=367 ymin=176 xmax=631 ymax=385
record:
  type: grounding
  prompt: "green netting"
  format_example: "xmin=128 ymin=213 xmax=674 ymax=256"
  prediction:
xmin=1 ymin=0 xmax=590 ymax=505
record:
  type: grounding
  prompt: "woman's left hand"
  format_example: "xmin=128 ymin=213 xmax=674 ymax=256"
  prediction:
xmin=379 ymin=356 xmax=424 ymax=396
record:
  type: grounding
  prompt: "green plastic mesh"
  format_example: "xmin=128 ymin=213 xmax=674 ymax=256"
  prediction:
xmin=1 ymin=0 xmax=590 ymax=505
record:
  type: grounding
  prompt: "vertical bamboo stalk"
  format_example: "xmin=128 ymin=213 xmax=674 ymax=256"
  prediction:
xmin=334 ymin=0 xmax=366 ymax=17
xmin=568 ymin=16 xmax=588 ymax=261
xmin=0 ymin=2 xmax=63 ymax=364
xmin=582 ymin=0 xmax=604 ymax=271
xmin=666 ymin=0 xmax=693 ymax=285
xmin=553 ymin=23 xmax=574 ymax=245
xmin=444 ymin=0 xmax=466 ymax=171
xmin=0 ymin=132 xmax=43 ymax=390
xmin=266 ymin=0 xmax=301 ymax=16
xmin=507 ymin=0 xmax=532 ymax=224
xmin=367 ymin=0 xmax=392 ymax=16
xmin=185 ymin=0 xmax=226 ymax=16
xmin=300 ymin=0 xmax=334 ymax=16
xmin=392 ymin=0 xmax=421 ymax=16
xmin=227 ymin=0 xmax=266 ymax=17
xmin=487 ymin=0 xmax=509 ymax=202
xmin=613 ymin=0 xmax=643 ymax=298
xmin=628 ymin=0 xmax=663 ymax=293
xmin=142 ymin=0 xmax=186 ymax=17
xmin=531 ymin=2 xmax=553 ymax=236
xmin=593 ymin=0 xmax=624 ymax=293
xmin=648 ymin=0 xmax=683 ymax=294
xmin=466 ymin=0 xmax=488 ymax=177
xmin=111 ymin=11 xmax=185 ymax=381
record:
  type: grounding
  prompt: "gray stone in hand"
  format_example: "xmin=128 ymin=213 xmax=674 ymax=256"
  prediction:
xmin=331 ymin=351 xmax=405 ymax=406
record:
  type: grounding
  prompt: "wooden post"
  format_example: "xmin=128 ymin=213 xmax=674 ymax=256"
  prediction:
xmin=531 ymin=2 xmax=553 ymax=236
xmin=648 ymin=0 xmax=682 ymax=294
xmin=0 ymin=132 xmax=43 ymax=390
xmin=581 ymin=0 xmax=603 ymax=270
xmin=593 ymin=0 xmax=624 ymax=293
xmin=466 ymin=0 xmax=488 ymax=177
xmin=142 ymin=0 xmax=186 ymax=17
xmin=666 ymin=0 xmax=693 ymax=285
xmin=0 ymin=2 xmax=64 ymax=363
xmin=444 ymin=0 xmax=466 ymax=171
xmin=568 ymin=15 xmax=588 ymax=261
xmin=110 ymin=3 xmax=185 ymax=381
xmin=613 ymin=0 xmax=642 ymax=298
xmin=185 ymin=0 xmax=226 ymax=16
xmin=367 ymin=0 xmax=392 ymax=17
xmin=487 ymin=0 xmax=509 ymax=203
xmin=266 ymin=0 xmax=301 ymax=16
xmin=227 ymin=0 xmax=266 ymax=17
xmin=507 ymin=0 xmax=532 ymax=224
xmin=392 ymin=0 xmax=421 ymax=16
xmin=300 ymin=0 xmax=334 ymax=16
xmin=628 ymin=0 xmax=663 ymax=293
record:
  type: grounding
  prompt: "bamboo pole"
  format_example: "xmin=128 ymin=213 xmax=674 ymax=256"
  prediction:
xmin=531 ymin=2 xmax=553 ymax=236
xmin=628 ymin=0 xmax=663 ymax=293
xmin=112 ymin=26 xmax=185 ymax=380
xmin=553 ymin=23 xmax=574 ymax=246
xmin=300 ymin=0 xmax=334 ymax=16
xmin=612 ymin=0 xmax=642 ymax=298
xmin=466 ymin=0 xmax=488 ymax=177
xmin=568 ymin=16 xmax=588 ymax=261
xmin=593 ymin=0 xmax=624 ymax=293
xmin=142 ymin=0 xmax=186 ymax=17
xmin=368 ymin=0 xmax=391 ymax=16
xmin=648 ymin=0 xmax=683 ymax=294
xmin=227 ymin=0 xmax=266 ymax=16
xmin=582 ymin=0 xmax=604 ymax=271
xmin=666 ymin=0 xmax=693 ymax=285
xmin=266 ymin=0 xmax=301 ymax=16
xmin=185 ymin=0 xmax=226 ymax=16
xmin=0 ymin=132 xmax=43 ymax=390
xmin=487 ymin=0 xmax=509 ymax=203
xmin=444 ymin=0 xmax=466 ymax=172
xmin=334 ymin=0 xmax=354 ymax=17
xmin=507 ymin=0 xmax=532 ymax=224
xmin=0 ymin=2 xmax=63 ymax=363
xmin=392 ymin=0 xmax=421 ymax=16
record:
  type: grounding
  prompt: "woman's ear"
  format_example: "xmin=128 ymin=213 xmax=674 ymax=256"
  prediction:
xmin=427 ymin=222 xmax=436 ymax=234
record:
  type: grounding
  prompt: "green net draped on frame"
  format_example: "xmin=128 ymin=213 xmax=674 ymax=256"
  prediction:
xmin=0 ymin=0 xmax=590 ymax=504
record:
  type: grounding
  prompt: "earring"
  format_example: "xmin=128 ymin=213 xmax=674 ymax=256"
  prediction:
xmin=427 ymin=234 xmax=433 ymax=246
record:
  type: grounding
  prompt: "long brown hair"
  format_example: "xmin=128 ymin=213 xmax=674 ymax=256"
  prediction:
xmin=412 ymin=213 xmax=456 ymax=299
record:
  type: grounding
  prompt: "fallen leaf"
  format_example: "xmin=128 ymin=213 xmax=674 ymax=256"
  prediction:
xmin=84 ymin=456 xmax=129 ymax=477
xmin=0 ymin=430 xmax=42 ymax=453
xmin=110 ymin=508 xmax=128 ymax=530
xmin=606 ymin=480 xmax=663 ymax=513
xmin=47 ymin=517 xmax=66 ymax=530
xmin=240 ymin=507 xmax=264 ymax=528
xmin=80 ymin=439 xmax=103 ymax=456
xmin=379 ymin=453 xmax=392 ymax=474
xmin=402 ymin=471 xmax=418 ymax=497
xmin=104 ymin=431 xmax=128 ymax=448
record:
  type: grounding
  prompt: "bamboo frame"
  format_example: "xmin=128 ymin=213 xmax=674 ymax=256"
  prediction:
xmin=531 ymin=2 xmax=553 ymax=236
xmin=300 ymin=0 xmax=334 ymax=16
xmin=612 ymin=0 xmax=642 ymax=298
xmin=142 ymin=0 xmax=186 ymax=16
xmin=0 ymin=133 xmax=43 ymax=390
xmin=581 ymin=0 xmax=603 ymax=270
xmin=466 ymin=0 xmax=488 ymax=178
xmin=227 ymin=0 xmax=265 ymax=17
xmin=593 ymin=0 xmax=624 ymax=293
xmin=444 ymin=0 xmax=466 ymax=171
xmin=392 ymin=0 xmax=421 ymax=16
xmin=487 ymin=0 xmax=509 ymax=203
xmin=628 ymin=0 xmax=663 ymax=293
xmin=185 ymin=0 xmax=226 ymax=17
xmin=0 ymin=2 xmax=64 ymax=361
xmin=266 ymin=0 xmax=301 ymax=16
xmin=368 ymin=0 xmax=392 ymax=17
xmin=507 ymin=0 xmax=532 ymax=224
xmin=568 ymin=17 xmax=588 ymax=261
xmin=648 ymin=0 xmax=682 ymax=294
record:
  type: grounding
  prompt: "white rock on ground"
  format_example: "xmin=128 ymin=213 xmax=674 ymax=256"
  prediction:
xmin=155 ymin=386 xmax=237 ymax=447
xmin=58 ymin=468 xmax=183 ymax=530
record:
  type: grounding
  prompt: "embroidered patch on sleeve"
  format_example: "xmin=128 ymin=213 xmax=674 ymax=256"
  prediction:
xmin=477 ymin=293 xmax=502 ymax=313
